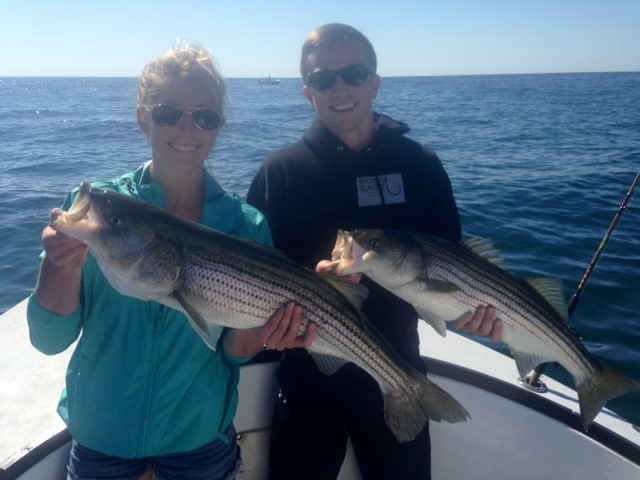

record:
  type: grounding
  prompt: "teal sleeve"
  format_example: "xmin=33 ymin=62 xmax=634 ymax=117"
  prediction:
xmin=217 ymin=329 xmax=257 ymax=365
xmin=27 ymin=294 xmax=82 ymax=355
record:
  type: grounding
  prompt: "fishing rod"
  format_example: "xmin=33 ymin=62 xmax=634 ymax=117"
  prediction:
xmin=525 ymin=170 xmax=640 ymax=390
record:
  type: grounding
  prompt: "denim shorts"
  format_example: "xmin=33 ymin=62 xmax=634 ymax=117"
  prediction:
xmin=67 ymin=425 xmax=241 ymax=480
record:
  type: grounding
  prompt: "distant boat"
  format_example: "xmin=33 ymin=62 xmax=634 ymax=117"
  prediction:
xmin=258 ymin=75 xmax=280 ymax=85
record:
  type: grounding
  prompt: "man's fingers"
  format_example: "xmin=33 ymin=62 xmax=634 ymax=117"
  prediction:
xmin=453 ymin=305 xmax=501 ymax=342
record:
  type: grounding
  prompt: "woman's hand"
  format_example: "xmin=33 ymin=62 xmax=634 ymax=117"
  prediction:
xmin=33 ymin=209 xmax=88 ymax=315
xmin=223 ymin=302 xmax=317 ymax=357
xmin=43 ymin=208 xmax=88 ymax=268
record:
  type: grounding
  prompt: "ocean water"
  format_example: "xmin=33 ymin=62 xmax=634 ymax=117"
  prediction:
xmin=1 ymin=73 xmax=639 ymax=425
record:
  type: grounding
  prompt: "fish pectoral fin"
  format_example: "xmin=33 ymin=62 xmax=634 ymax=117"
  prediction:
xmin=172 ymin=291 xmax=220 ymax=350
xmin=510 ymin=349 xmax=552 ymax=378
xmin=323 ymin=276 xmax=370 ymax=310
xmin=416 ymin=308 xmax=448 ymax=337
xmin=524 ymin=278 xmax=569 ymax=323
xmin=308 ymin=351 xmax=349 ymax=376
xmin=173 ymin=291 xmax=211 ymax=335
xmin=417 ymin=278 xmax=460 ymax=293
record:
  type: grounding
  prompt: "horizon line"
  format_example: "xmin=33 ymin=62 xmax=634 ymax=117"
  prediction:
xmin=2 ymin=70 xmax=640 ymax=80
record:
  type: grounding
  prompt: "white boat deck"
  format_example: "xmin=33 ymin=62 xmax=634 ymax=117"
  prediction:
xmin=0 ymin=299 xmax=73 ymax=464
xmin=2 ymin=298 xmax=639 ymax=476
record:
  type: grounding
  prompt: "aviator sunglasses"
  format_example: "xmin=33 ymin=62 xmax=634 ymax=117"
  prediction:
xmin=148 ymin=104 xmax=221 ymax=131
xmin=305 ymin=65 xmax=375 ymax=91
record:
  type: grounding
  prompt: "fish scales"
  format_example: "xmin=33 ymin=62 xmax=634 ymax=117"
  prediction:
xmin=51 ymin=184 xmax=472 ymax=443
xmin=189 ymin=245 xmax=411 ymax=391
xmin=427 ymin=240 xmax=597 ymax=374
xmin=334 ymin=228 xmax=640 ymax=428
xmin=435 ymin=238 xmax=599 ymax=376
xmin=417 ymin=236 xmax=603 ymax=380
xmin=183 ymin=241 xmax=337 ymax=312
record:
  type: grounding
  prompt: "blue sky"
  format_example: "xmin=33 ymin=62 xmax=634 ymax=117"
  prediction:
xmin=3 ymin=1 xmax=639 ymax=77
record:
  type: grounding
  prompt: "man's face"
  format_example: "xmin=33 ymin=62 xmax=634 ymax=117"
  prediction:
xmin=303 ymin=42 xmax=380 ymax=148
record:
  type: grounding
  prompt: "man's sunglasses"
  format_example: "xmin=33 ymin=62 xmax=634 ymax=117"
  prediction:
xmin=148 ymin=104 xmax=221 ymax=131
xmin=305 ymin=65 xmax=375 ymax=91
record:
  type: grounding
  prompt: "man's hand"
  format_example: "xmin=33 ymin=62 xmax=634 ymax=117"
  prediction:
xmin=316 ymin=259 xmax=362 ymax=284
xmin=452 ymin=305 xmax=502 ymax=342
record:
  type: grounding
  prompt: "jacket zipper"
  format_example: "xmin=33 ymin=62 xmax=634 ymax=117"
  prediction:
xmin=138 ymin=305 xmax=163 ymax=456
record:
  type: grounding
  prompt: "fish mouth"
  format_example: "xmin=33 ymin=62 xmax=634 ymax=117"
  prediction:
xmin=65 ymin=183 xmax=93 ymax=221
xmin=333 ymin=230 xmax=369 ymax=275
xmin=50 ymin=183 xmax=102 ymax=243
xmin=331 ymin=230 xmax=353 ymax=261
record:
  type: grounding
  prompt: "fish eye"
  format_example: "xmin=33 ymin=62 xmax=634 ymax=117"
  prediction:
xmin=109 ymin=214 xmax=123 ymax=225
xmin=369 ymin=239 xmax=381 ymax=247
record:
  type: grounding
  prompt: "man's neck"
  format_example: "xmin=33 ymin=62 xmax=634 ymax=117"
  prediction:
xmin=333 ymin=118 xmax=377 ymax=152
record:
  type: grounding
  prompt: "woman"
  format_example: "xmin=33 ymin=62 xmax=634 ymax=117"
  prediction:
xmin=27 ymin=41 xmax=314 ymax=480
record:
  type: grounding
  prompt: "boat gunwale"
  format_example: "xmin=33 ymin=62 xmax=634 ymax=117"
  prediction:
xmin=0 ymin=429 xmax=71 ymax=479
xmin=424 ymin=357 xmax=640 ymax=466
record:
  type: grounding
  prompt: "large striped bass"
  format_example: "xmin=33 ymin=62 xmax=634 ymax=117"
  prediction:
xmin=333 ymin=229 xmax=640 ymax=429
xmin=50 ymin=183 xmax=470 ymax=443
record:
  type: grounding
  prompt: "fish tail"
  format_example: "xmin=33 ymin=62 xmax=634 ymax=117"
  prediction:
xmin=577 ymin=364 xmax=640 ymax=430
xmin=383 ymin=370 xmax=470 ymax=443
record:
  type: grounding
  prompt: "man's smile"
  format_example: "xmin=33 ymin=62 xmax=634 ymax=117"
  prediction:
xmin=168 ymin=142 xmax=200 ymax=153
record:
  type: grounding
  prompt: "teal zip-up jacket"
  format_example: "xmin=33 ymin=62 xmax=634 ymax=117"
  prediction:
xmin=27 ymin=163 xmax=272 ymax=458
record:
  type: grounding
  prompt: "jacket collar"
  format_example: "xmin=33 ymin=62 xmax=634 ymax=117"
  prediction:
xmin=303 ymin=112 xmax=411 ymax=156
xmin=124 ymin=161 xmax=226 ymax=207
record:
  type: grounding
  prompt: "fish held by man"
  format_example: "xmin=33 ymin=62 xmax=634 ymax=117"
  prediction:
xmin=333 ymin=228 xmax=640 ymax=429
xmin=50 ymin=183 xmax=471 ymax=443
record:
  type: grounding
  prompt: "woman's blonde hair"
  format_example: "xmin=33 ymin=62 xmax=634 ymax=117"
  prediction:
xmin=137 ymin=40 xmax=226 ymax=126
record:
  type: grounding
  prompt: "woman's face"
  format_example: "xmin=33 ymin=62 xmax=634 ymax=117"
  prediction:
xmin=139 ymin=76 xmax=220 ymax=175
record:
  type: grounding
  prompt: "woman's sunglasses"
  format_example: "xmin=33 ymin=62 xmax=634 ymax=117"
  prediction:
xmin=305 ymin=65 xmax=375 ymax=91
xmin=148 ymin=104 xmax=221 ymax=131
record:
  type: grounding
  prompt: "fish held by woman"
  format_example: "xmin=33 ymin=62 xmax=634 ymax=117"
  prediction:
xmin=333 ymin=228 xmax=640 ymax=429
xmin=50 ymin=183 xmax=470 ymax=443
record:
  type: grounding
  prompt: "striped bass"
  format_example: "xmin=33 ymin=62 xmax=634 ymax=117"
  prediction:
xmin=333 ymin=229 xmax=640 ymax=429
xmin=50 ymin=183 xmax=470 ymax=443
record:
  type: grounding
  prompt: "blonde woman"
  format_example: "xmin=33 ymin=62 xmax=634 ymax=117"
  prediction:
xmin=29 ymin=42 xmax=314 ymax=480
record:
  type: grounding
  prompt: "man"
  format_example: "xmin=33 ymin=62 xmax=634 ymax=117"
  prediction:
xmin=247 ymin=23 xmax=501 ymax=480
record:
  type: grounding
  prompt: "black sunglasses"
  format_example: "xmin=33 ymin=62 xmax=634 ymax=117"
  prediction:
xmin=148 ymin=104 xmax=221 ymax=131
xmin=306 ymin=65 xmax=375 ymax=91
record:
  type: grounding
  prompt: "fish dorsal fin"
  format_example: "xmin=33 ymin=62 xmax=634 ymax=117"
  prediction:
xmin=323 ymin=275 xmax=370 ymax=310
xmin=309 ymin=351 xmax=350 ymax=376
xmin=524 ymin=278 xmax=569 ymax=323
xmin=316 ymin=276 xmax=375 ymax=378
xmin=462 ymin=237 xmax=505 ymax=269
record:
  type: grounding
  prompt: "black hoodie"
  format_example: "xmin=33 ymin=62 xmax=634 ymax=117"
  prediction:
xmin=248 ymin=112 xmax=461 ymax=371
